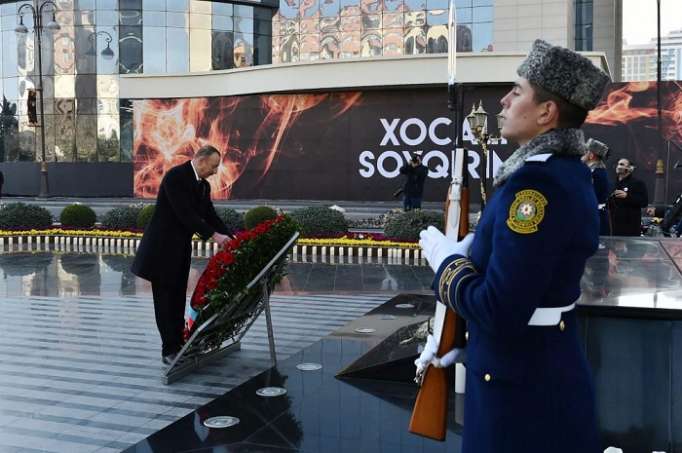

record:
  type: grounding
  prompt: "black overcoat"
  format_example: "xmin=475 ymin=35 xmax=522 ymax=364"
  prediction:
xmin=131 ymin=161 xmax=230 ymax=282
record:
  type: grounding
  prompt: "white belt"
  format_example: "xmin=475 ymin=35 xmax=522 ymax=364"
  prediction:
xmin=527 ymin=303 xmax=575 ymax=326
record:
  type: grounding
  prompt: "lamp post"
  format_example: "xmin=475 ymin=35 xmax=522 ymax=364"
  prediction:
xmin=465 ymin=100 xmax=504 ymax=208
xmin=88 ymin=30 xmax=115 ymax=60
xmin=16 ymin=0 xmax=60 ymax=198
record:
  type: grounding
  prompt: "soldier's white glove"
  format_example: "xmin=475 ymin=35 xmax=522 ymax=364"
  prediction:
xmin=419 ymin=226 xmax=475 ymax=273
xmin=415 ymin=334 xmax=466 ymax=373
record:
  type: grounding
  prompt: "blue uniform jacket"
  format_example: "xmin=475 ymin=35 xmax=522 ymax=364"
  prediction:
xmin=434 ymin=152 xmax=601 ymax=453
xmin=591 ymin=166 xmax=611 ymax=235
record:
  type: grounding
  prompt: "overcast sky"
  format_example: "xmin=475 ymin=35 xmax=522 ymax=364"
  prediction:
xmin=622 ymin=0 xmax=682 ymax=45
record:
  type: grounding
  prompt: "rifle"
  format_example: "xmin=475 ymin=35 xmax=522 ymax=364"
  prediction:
xmin=408 ymin=0 xmax=469 ymax=441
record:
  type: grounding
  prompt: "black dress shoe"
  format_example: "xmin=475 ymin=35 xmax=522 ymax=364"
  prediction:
xmin=162 ymin=352 xmax=178 ymax=365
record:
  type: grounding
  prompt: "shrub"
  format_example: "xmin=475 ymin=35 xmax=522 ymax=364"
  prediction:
xmin=216 ymin=207 xmax=244 ymax=232
xmin=244 ymin=206 xmax=278 ymax=229
xmin=384 ymin=210 xmax=443 ymax=241
xmin=137 ymin=205 xmax=156 ymax=229
xmin=0 ymin=202 xmax=53 ymax=229
xmin=59 ymin=204 xmax=97 ymax=228
xmin=289 ymin=206 xmax=348 ymax=237
xmin=100 ymin=205 xmax=144 ymax=230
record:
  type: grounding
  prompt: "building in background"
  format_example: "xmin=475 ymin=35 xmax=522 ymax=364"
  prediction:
xmin=0 ymin=0 xmax=276 ymax=165
xmin=0 ymin=0 xmax=621 ymax=196
xmin=622 ymin=28 xmax=682 ymax=81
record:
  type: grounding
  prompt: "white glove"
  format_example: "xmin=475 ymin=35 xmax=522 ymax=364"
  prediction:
xmin=419 ymin=226 xmax=475 ymax=273
xmin=415 ymin=334 xmax=466 ymax=374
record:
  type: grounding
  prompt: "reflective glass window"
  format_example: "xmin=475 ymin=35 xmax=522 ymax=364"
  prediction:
xmin=234 ymin=5 xmax=254 ymax=18
xmin=96 ymin=26 xmax=118 ymax=74
xmin=97 ymin=114 xmax=120 ymax=162
xmin=472 ymin=21 xmax=491 ymax=51
xmin=213 ymin=15 xmax=234 ymax=31
xmin=143 ymin=26 xmax=166 ymax=73
xmin=167 ymin=0 xmax=188 ymax=12
xmin=233 ymin=33 xmax=253 ymax=67
xmin=167 ymin=12 xmax=188 ymax=27
xmin=96 ymin=0 xmax=117 ymax=10
xmin=456 ymin=7 xmax=471 ymax=22
xmin=76 ymin=114 xmax=97 ymax=161
xmin=120 ymin=10 xmax=143 ymax=25
xmin=96 ymin=9 xmax=118 ymax=26
xmin=213 ymin=2 xmax=233 ymax=16
xmin=472 ymin=6 xmax=492 ymax=22
xmin=166 ymin=27 xmax=189 ymax=72
xmin=404 ymin=0 xmax=425 ymax=11
xmin=142 ymin=0 xmax=165 ymax=11
xmin=2 ymin=31 xmax=18 ymax=78
xmin=143 ymin=11 xmax=166 ymax=26
xmin=426 ymin=0 xmax=447 ymax=9
xmin=427 ymin=9 xmax=447 ymax=26
xmin=234 ymin=16 xmax=254 ymax=34
xmin=211 ymin=30 xmax=234 ymax=70
xmin=119 ymin=26 xmax=143 ymax=73
xmin=254 ymin=34 xmax=272 ymax=65
xmin=120 ymin=0 xmax=142 ymax=9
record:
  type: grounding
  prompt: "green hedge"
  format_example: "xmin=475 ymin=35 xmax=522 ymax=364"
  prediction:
xmin=100 ymin=205 xmax=144 ymax=230
xmin=136 ymin=205 xmax=156 ymax=229
xmin=0 ymin=203 xmax=53 ymax=230
xmin=290 ymin=206 xmax=348 ymax=237
xmin=384 ymin=210 xmax=443 ymax=242
xmin=59 ymin=204 xmax=97 ymax=228
xmin=216 ymin=207 xmax=244 ymax=232
xmin=244 ymin=206 xmax=278 ymax=229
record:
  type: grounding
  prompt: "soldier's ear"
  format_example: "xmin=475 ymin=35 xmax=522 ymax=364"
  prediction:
xmin=537 ymin=100 xmax=560 ymax=127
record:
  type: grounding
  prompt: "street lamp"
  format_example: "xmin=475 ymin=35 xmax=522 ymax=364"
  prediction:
xmin=88 ymin=31 xmax=115 ymax=60
xmin=466 ymin=100 xmax=504 ymax=208
xmin=16 ymin=0 xmax=60 ymax=198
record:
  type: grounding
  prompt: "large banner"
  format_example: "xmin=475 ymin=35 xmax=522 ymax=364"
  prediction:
xmin=132 ymin=82 xmax=682 ymax=203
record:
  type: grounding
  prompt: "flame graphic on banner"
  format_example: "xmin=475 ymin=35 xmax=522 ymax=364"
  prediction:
xmin=586 ymin=81 xmax=682 ymax=144
xmin=133 ymin=92 xmax=362 ymax=199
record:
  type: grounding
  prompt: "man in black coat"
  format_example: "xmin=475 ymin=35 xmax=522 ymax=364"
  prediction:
xmin=399 ymin=153 xmax=428 ymax=210
xmin=132 ymin=145 xmax=233 ymax=364
xmin=609 ymin=158 xmax=648 ymax=236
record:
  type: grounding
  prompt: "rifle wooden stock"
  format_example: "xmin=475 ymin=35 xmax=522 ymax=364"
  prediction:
xmin=409 ymin=182 xmax=468 ymax=441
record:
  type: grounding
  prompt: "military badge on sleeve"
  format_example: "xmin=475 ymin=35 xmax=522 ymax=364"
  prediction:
xmin=506 ymin=189 xmax=547 ymax=234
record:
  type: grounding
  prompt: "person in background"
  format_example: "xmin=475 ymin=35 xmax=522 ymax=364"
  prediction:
xmin=609 ymin=158 xmax=648 ymax=236
xmin=399 ymin=153 xmax=428 ymax=211
xmin=582 ymin=138 xmax=611 ymax=235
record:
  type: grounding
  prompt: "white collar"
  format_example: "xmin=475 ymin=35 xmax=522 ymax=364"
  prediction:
xmin=190 ymin=160 xmax=201 ymax=182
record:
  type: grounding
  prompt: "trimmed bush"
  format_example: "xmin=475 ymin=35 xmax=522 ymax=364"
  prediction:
xmin=59 ymin=204 xmax=97 ymax=228
xmin=290 ymin=206 xmax=348 ymax=237
xmin=137 ymin=205 xmax=156 ymax=229
xmin=244 ymin=206 xmax=278 ymax=229
xmin=0 ymin=202 xmax=53 ymax=229
xmin=100 ymin=205 xmax=144 ymax=230
xmin=384 ymin=210 xmax=443 ymax=241
xmin=216 ymin=207 xmax=244 ymax=232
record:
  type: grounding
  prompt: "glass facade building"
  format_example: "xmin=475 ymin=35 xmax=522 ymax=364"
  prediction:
xmin=272 ymin=0 xmax=494 ymax=63
xmin=0 ymin=0 xmax=275 ymax=163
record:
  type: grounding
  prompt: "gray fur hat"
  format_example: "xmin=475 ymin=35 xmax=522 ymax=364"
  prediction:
xmin=517 ymin=39 xmax=611 ymax=111
xmin=585 ymin=138 xmax=609 ymax=159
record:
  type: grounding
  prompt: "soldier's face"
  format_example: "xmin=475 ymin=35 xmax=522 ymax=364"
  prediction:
xmin=499 ymin=78 xmax=553 ymax=145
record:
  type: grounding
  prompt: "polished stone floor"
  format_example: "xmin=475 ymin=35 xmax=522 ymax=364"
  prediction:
xmin=0 ymin=250 xmax=427 ymax=453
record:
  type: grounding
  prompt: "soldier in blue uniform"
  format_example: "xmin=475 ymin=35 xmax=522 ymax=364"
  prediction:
xmin=418 ymin=40 xmax=610 ymax=453
xmin=583 ymin=138 xmax=611 ymax=235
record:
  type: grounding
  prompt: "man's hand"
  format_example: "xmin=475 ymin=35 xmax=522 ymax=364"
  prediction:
xmin=419 ymin=226 xmax=474 ymax=273
xmin=613 ymin=189 xmax=627 ymax=199
xmin=212 ymin=232 xmax=230 ymax=246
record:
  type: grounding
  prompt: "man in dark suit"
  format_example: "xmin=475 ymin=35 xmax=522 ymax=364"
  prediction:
xmin=609 ymin=158 xmax=648 ymax=236
xmin=132 ymin=145 xmax=233 ymax=364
